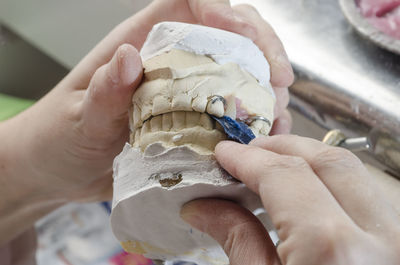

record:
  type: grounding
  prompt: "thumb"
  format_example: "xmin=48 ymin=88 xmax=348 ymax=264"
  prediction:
xmin=270 ymin=109 xmax=292 ymax=135
xmin=82 ymin=44 xmax=142 ymax=137
xmin=181 ymin=199 xmax=280 ymax=265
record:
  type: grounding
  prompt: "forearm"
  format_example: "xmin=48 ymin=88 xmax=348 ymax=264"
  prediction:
xmin=0 ymin=117 xmax=64 ymax=246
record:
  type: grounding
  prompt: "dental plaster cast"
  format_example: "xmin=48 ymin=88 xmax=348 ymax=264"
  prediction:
xmin=111 ymin=22 xmax=276 ymax=265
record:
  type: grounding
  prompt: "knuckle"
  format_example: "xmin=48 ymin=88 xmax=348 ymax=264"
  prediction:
xmin=223 ymin=221 xmax=255 ymax=257
xmin=279 ymin=222 xmax=352 ymax=263
xmin=270 ymin=155 xmax=309 ymax=172
xmin=311 ymin=147 xmax=362 ymax=171
xmin=307 ymin=224 xmax=345 ymax=258
xmin=310 ymin=222 xmax=344 ymax=244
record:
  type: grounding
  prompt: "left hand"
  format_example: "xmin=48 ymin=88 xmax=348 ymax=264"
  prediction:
xmin=2 ymin=0 xmax=294 ymax=204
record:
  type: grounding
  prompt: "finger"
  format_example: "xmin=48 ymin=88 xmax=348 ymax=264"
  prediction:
xmin=189 ymin=1 xmax=294 ymax=88
xmin=270 ymin=109 xmax=292 ymax=135
xmin=232 ymin=4 xmax=294 ymax=88
xmin=82 ymin=44 xmax=142 ymax=140
xmin=273 ymin=87 xmax=290 ymax=119
xmin=249 ymin=135 xmax=399 ymax=231
xmin=188 ymin=0 xmax=258 ymax=39
xmin=181 ymin=199 xmax=280 ymax=265
xmin=214 ymin=141 xmax=354 ymax=241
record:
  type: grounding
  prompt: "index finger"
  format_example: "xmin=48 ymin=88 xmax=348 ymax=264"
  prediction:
xmin=214 ymin=141 xmax=354 ymax=242
xmin=249 ymin=135 xmax=400 ymax=232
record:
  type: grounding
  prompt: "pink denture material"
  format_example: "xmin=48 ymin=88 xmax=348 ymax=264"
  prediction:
xmin=235 ymin=98 xmax=249 ymax=121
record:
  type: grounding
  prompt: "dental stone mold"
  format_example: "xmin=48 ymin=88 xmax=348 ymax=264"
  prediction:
xmin=111 ymin=22 xmax=275 ymax=265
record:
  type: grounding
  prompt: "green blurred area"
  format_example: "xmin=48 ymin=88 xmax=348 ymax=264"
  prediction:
xmin=0 ymin=93 xmax=34 ymax=121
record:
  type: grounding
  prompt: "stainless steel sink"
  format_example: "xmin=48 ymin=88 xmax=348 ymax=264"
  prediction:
xmin=232 ymin=0 xmax=400 ymax=177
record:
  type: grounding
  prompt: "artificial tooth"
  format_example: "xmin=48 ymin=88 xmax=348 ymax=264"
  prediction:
xmin=152 ymin=96 xmax=171 ymax=116
xmin=206 ymin=99 xmax=225 ymax=117
xmin=129 ymin=132 xmax=135 ymax=144
xmin=192 ymin=95 xmax=207 ymax=113
xmin=249 ymin=116 xmax=272 ymax=136
xmin=150 ymin=115 xmax=162 ymax=132
xmin=199 ymin=113 xmax=214 ymax=130
xmin=133 ymin=104 xmax=141 ymax=128
xmin=162 ymin=112 xmax=172 ymax=131
xmin=128 ymin=107 xmax=134 ymax=132
xmin=172 ymin=94 xmax=192 ymax=111
xmin=130 ymin=129 xmax=140 ymax=144
xmin=140 ymin=104 xmax=152 ymax=122
xmin=259 ymin=121 xmax=272 ymax=136
xmin=135 ymin=129 xmax=140 ymax=142
xmin=172 ymin=111 xmax=186 ymax=130
xmin=186 ymin=112 xmax=201 ymax=127
xmin=249 ymin=120 xmax=271 ymax=137
xmin=141 ymin=120 xmax=151 ymax=135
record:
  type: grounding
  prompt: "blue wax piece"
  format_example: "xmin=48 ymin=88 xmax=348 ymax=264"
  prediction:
xmin=211 ymin=116 xmax=256 ymax=144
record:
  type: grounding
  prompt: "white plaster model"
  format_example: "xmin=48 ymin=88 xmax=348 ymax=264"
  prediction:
xmin=111 ymin=22 xmax=276 ymax=265
xmin=140 ymin=22 xmax=273 ymax=90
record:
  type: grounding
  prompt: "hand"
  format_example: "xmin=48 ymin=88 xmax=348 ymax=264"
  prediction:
xmin=181 ymin=135 xmax=400 ymax=265
xmin=3 ymin=0 xmax=293 ymax=203
xmin=0 ymin=0 xmax=293 ymax=244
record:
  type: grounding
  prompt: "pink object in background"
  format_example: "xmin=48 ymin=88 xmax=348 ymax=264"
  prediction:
xmin=358 ymin=0 xmax=400 ymax=39
xmin=109 ymin=251 xmax=152 ymax=265
xmin=235 ymin=98 xmax=249 ymax=121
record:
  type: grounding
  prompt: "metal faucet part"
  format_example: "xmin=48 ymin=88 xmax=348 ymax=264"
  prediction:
xmin=323 ymin=129 xmax=371 ymax=152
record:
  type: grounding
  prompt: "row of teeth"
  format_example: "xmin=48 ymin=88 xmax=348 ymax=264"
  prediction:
xmin=132 ymin=95 xmax=226 ymax=131
xmin=132 ymin=95 xmax=272 ymax=138
xmin=132 ymin=111 xmax=222 ymax=141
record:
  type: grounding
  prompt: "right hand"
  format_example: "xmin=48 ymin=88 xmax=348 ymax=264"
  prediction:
xmin=181 ymin=135 xmax=400 ymax=265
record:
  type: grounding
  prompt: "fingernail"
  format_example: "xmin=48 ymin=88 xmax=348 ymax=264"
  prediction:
xmin=109 ymin=49 xmax=121 ymax=85
xmin=118 ymin=44 xmax=141 ymax=86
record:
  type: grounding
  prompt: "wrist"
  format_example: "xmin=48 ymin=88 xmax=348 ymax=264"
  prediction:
xmin=0 ymin=116 xmax=65 ymax=246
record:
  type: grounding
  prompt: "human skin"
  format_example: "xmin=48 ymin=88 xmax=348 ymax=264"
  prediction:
xmin=0 ymin=0 xmax=294 ymax=246
xmin=181 ymin=135 xmax=400 ymax=265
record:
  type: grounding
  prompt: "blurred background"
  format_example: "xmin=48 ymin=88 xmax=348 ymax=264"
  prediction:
xmin=0 ymin=0 xmax=399 ymax=265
